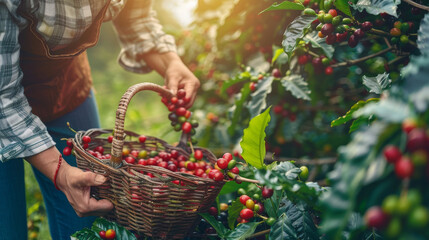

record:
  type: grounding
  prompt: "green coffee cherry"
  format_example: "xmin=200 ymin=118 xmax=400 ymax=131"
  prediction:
xmin=385 ymin=217 xmax=401 ymax=238
xmin=332 ymin=16 xmax=342 ymax=26
xmin=342 ymin=18 xmax=352 ymax=24
xmin=382 ymin=195 xmax=398 ymax=215
xmin=304 ymin=8 xmax=316 ymax=16
xmin=400 ymin=35 xmax=409 ymax=44
xmin=324 ymin=14 xmax=333 ymax=23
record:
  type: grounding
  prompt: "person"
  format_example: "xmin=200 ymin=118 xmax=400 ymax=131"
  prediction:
xmin=0 ymin=0 xmax=200 ymax=239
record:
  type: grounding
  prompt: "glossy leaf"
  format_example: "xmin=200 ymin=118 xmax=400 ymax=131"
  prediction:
xmin=303 ymin=31 xmax=335 ymax=59
xmin=225 ymin=222 xmax=261 ymax=240
xmin=281 ymin=75 xmax=311 ymax=101
xmin=362 ymin=73 xmax=392 ymax=94
xmin=334 ymin=0 xmax=352 ymax=17
xmin=351 ymin=0 xmax=400 ymax=17
xmin=248 ymin=76 xmax=274 ymax=118
xmin=71 ymin=218 xmax=136 ymax=240
xmin=269 ymin=213 xmax=297 ymax=240
xmin=200 ymin=213 xmax=229 ymax=238
xmin=331 ymin=98 xmax=379 ymax=127
xmin=353 ymin=98 xmax=411 ymax=123
xmin=274 ymin=161 xmax=301 ymax=180
xmin=282 ymin=15 xmax=317 ymax=55
xmin=260 ymin=1 xmax=305 ymax=14
xmin=278 ymin=200 xmax=319 ymax=240
xmin=227 ymin=198 xmax=244 ymax=230
xmin=240 ymin=107 xmax=271 ymax=169
xmin=272 ymin=48 xmax=289 ymax=65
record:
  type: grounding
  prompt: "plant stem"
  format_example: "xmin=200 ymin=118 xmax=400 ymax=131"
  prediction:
xmin=368 ymin=28 xmax=391 ymax=37
xmin=246 ymin=229 xmax=271 ymax=239
xmin=331 ymin=47 xmax=393 ymax=68
xmin=403 ymin=0 xmax=429 ymax=11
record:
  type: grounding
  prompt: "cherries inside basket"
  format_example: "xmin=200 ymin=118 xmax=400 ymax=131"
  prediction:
xmin=64 ymin=83 xmax=247 ymax=239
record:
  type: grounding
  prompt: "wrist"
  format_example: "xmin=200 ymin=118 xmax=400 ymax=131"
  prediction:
xmin=26 ymin=147 xmax=62 ymax=182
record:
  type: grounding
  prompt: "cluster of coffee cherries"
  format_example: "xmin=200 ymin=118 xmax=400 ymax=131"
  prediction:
xmin=307 ymin=8 xmax=373 ymax=48
xmin=162 ymin=89 xmax=198 ymax=144
xmin=382 ymin=118 xmax=429 ymax=180
xmin=363 ymin=119 xmax=429 ymax=237
xmin=295 ymin=43 xmax=336 ymax=75
xmin=364 ymin=189 xmax=428 ymax=238
xmin=98 ymin=229 xmax=116 ymax=240
xmin=389 ymin=20 xmax=413 ymax=46
xmin=237 ymin=186 xmax=276 ymax=224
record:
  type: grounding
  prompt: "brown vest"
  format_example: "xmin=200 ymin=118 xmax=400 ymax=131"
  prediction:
xmin=18 ymin=3 xmax=109 ymax=122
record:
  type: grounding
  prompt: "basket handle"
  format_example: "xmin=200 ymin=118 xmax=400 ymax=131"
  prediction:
xmin=110 ymin=83 xmax=174 ymax=167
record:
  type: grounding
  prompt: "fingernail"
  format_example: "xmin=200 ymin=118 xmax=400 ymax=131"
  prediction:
xmin=95 ymin=175 xmax=106 ymax=184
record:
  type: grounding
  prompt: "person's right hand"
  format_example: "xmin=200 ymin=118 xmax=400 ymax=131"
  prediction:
xmin=27 ymin=147 xmax=114 ymax=217
xmin=56 ymin=162 xmax=114 ymax=217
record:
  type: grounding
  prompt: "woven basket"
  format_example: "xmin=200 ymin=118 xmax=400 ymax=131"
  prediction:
xmin=73 ymin=83 xmax=224 ymax=239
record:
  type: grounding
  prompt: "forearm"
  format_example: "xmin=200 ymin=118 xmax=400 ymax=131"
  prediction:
xmin=142 ymin=51 xmax=183 ymax=77
xmin=25 ymin=146 xmax=63 ymax=182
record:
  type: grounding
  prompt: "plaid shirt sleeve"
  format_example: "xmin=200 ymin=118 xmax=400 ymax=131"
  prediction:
xmin=0 ymin=1 xmax=55 ymax=162
xmin=111 ymin=0 xmax=177 ymax=73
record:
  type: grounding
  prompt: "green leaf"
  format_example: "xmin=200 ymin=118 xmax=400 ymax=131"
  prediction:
xmin=362 ymin=73 xmax=392 ymax=94
xmin=274 ymin=161 xmax=301 ymax=180
xmin=240 ymin=107 xmax=272 ymax=169
xmin=334 ymin=0 xmax=352 ymax=17
xmin=282 ymin=15 xmax=317 ymax=55
xmin=225 ymin=222 xmax=261 ymax=240
xmin=349 ymin=116 xmax=372 ymax=133
xmin=303 ymin=31 xmax=335 ymax=59
xmin=272 ymin=48 xmax=289 ymax=65
xmin=227 ymin=198 xmax=243 ymax=230
xmin=331 ymin=98 xmax=379 ymax=127
xmin=353 ymin=98 xmax=412 ymax=123
xmin=269 ymin=213 xmax=297 ymax=240
xmin=350 ymin=0 xmax=401 ymax=18
xmin=219 ymin=180 xmax=250 ymax=196
xmin=247 ymin=76 xmax=274 ymax=118
xmin=200 ymin=213 xmax=229 ymax=238
xmin=221 ymin=72 xmax=251 ymax=98
xmin=227 ymin=82 xmax=252 ymax=135
xmin=278 ymin=200 xmax=319 ymax=240
xmin=71 ymin=228 xmax=101 ymax=240
xmin=260 ymin=1 xmax=305 ymax=14
xmin=280 ymin=75 xmax=311 ymax=101
xmin=264 ymin=190 xmax=283 ymax=218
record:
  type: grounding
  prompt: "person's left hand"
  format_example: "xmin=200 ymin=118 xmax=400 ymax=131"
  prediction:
xmin=164 ymin=59 xmax=200 ymax=108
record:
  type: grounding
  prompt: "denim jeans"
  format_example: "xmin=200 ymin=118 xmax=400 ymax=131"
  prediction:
xmin=0 ymin=91 xmax=101 ymax=240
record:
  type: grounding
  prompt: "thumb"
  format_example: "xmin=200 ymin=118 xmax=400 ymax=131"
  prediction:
xmin=80 ymin=172 xmax=108 ymax=187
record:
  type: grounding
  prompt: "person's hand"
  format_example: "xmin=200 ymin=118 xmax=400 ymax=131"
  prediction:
xmin=164 ymin=59 xmax=200 ymax=108
xmin=26 ymin=147 xmax=113 ymax=217
xmin=142 ymin=51 xmax=200 ymax=108
xmin=56 ymin=162 xmax=114 ymax=217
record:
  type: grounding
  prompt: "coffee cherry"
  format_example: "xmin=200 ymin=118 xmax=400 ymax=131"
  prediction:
xmin=208 ymin=206 xmax=218 ymax=216
xmin=245 ymin=199 xmax=255 ymax=210
xmin=99 ymin=231 xmax=106 ymax=239
xmin=298 ymin=55 xmax=309 ymax=65
xmin=364 ymin=206 xmax=389 ymax=229
xmin=266 ymin=217 xmax=276 ymax=226
xmin=213 ymin=171 xmax=224 ymax=181
xmin=321 ymin=23 xmax=334 ymax=35
xmin=217 ymin=158 xmax=228 ymax=169
xmin=390 ymin=28 xmax=401 ymax=37
xmin=176 ymin=107 xmax=187 ymax=116
xmin=262 ymin=187 xmax=274 ymax=198
xmin=382 ymin=195 xmax=398 ymax=215
xmin=138 ymin=135 xmax=147 ymax=143
xmin=82 ymin=135 xmax=91 ymax=144
xmin=325 ymin=34 xmax=336 ymax=45
xmin=249 ymin=82 xmax=257 ymax=92
xmin=361 ymin=21 xmax=373 ymax=31
xmin=107 ymin=135 xmax=114 ymax=143
xmin=348 ymin=35 xmax=359 ymax=48
xmin=240 ymin=195 xmax=251 ymax=205
xmin=406 ymin=128 xmax=428 ymax=152
xmin=383 ymin=145 xmax=402 ymax=164
xmin=328 ymin=9 xmax=337 ymax=17
xmin=177 ymin=89 xmax=186 ymax=99
xmin=324 ymin=13 xmax=333 ymax=23
xmin=105 ymin=229 xmax=116 ymax=240
xmin=230 ymin=166 xmax=240 ymax=174
xmin=402 ymin=118 xmax=418 ymax=133
xmin=408 ymin=206 xmax=429 ymax=229
xmin=240 ymin=208 xmax=254 ymax=220
xmin=63 ymin=146 xmax=72 ymax=156
xmin=394 ymin=157 xmax=414 ymax=179
xmin=400 ymin=35 xmax=409 ymax=45
xmin=125 ymin=156 xmax=135 ymax=164
xmin=299 ymin=166 xmax=309 ymax=180
xmin=272 ymin=68 xmax=281 ymax=78
xmin=324 ymin=66 xmax=334 ymax=75
xmin=353 ymin=29 xmax=365 ymax=40
xmin=182 ymin=122 xmax=193 ymax=133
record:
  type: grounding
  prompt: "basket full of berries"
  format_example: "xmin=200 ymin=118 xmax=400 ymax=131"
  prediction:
xmin=71 ymin=83 xmax=234 ymax=239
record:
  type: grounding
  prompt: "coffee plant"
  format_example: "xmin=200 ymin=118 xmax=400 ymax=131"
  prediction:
xmin=72 ymin=0 xmax=429 ymax=239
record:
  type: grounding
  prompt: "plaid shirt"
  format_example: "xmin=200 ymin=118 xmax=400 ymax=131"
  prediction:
xmin=0 ymin=0 xmax=177 ymax=162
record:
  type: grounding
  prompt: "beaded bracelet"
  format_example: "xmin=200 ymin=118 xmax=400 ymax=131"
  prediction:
xmin=54 ymin=155 xmax=63 ymax=190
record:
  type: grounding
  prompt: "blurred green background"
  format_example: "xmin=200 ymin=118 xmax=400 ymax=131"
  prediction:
xmin=25 ymin=1 xmax=192 ymax=239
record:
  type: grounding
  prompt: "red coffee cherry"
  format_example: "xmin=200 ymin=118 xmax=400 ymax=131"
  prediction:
xmin=240 ymin=208 xmax=254 ymax=220
xmin=364 ymin=206 xmax=389 ymax=229
xmin=383 ymin=145 xmax=402 ymax=164
xmin=395 ymin=157 xmax=414 ymax=179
